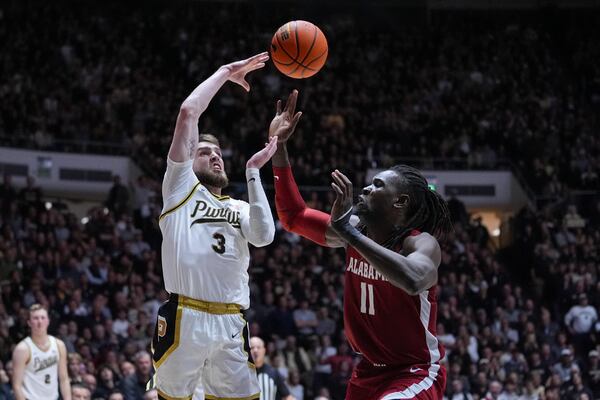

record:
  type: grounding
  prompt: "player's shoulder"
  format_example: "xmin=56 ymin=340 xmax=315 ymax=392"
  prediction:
xmin=227 ymin=197 xmax=248 ymax=209
xmin=52 ymin=336 xmax=67 ymax=348
xmin=404 ymin=231 xmax=437 ymax=245
xmin=197 ymin=185 xmax=238 ymax=202
xmin=13 ymin=339 xmax=31 ymax=357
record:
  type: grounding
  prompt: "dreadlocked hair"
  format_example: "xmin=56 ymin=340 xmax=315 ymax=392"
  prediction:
xmin=377 ymin=164 xmax=454 ymax=248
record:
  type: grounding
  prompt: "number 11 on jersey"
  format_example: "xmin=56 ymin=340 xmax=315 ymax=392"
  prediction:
xmin=360 ymin=282 xmax=375 ymax=315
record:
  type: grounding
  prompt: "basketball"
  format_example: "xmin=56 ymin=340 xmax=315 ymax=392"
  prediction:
xmin=270 ymin=20 xmax=328 ymax=79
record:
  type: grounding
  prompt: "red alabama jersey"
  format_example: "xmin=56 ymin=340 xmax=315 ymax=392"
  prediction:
xmin=343 ymin=234 xmax=444 ymax=369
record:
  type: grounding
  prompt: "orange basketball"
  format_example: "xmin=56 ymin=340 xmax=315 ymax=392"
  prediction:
xmin=270 ymin=20 xmax=328 ymax=79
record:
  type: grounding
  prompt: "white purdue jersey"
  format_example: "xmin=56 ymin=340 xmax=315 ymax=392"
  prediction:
xmin=23 ymin=336 xmax=60 ymax=400
xmin=160 ymin=158 xmax=253 ymax=308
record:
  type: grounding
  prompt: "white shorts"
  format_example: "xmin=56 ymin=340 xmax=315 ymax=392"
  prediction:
xmin=151 ymin=294 xmax=259 ymax=400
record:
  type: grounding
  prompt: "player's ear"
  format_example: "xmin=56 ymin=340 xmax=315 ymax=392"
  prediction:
xmin=394 ymin=194 xmax=409 ymax=209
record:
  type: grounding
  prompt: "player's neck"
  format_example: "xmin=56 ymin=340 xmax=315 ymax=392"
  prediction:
xmin=364 ymin=222 xmax=397 ymax=244
xmin=31 ymin=333 xmax=50 ymax=348
xmin=206 ymin=185 xmax=222 ymax=196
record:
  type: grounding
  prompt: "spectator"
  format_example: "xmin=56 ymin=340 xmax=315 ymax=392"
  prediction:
xmin=552 ymin=349 xmax=580 ymax=383
xmin=564 ymin=293 xmax=598 ymax=354
xmin=0 ymin=363 xmax=14 ymax=400
xmin=449 ymin=378 xmax=474 ymax=400
xmin=0 ymin=174 xmax=17 ymax=212
xmin=95 ymin=365 xmax=120 ymax=399
xmin=68 ymin=353 xmax=84 ymax=385
xmin=563 ymin=205 xmax=586 ymax=229
xmin=484 ymin=380 xmax=503 ymax=400
xmin=561 ymin=371 xmax=593 ymax=399
xmin=584 ymin=350 xmax=600 ymax=397
xmin=105 ymin=175 xmax=130 ymax=218
xmin=293 ymin=300 xmax=318 ymax=339
xmin=287 ymin=370 xmax=304 ymax=400
xmin=72 ymin=384 xmax=92 ymax=400
xmin=119 ymin=361 xmax=135 ymax=378
xmin=282 ymin=336 xmax=312 ymax=385
xmin=18 ymin=176 xmax=42 ymax=211
xmin=314 ymin=307 xmax=336 ymax=337
xmin=120 ymin=351 xmax=153 ymax=400
xmin=107 ymin=391 xmax=125 ymax=400
xmin=82 ymin=373 xmax=98 ymax=398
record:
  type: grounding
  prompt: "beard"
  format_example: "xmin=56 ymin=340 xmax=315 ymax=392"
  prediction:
xmin=196 ymin=169 xmax=229 ymax=189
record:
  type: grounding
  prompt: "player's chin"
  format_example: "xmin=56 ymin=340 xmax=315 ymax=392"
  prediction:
xmin=354 ymin=203 xmax=368 ymax=215
xmin=197 ymin=170 xmax=229 ymax=188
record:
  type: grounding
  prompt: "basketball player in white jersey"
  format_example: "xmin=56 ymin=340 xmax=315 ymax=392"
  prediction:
xmin=152 ymin=52 xmax=278 ymax=400
xmin=12 ymin=304 xmax=71 ymax=400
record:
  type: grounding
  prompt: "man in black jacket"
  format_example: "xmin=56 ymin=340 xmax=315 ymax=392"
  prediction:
xmin=249 ymin=337 xmax=294 ymax=400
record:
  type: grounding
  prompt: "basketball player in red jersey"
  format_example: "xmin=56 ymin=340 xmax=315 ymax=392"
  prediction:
xmin=268 ymin=90 xmax=453 ymax=399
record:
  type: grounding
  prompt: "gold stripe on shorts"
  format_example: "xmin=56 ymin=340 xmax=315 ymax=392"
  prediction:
xmin=179 ymin=295 xmax=242 ymax=315
xmin=156 ymin=387 xmax=192 ymax=400
xmin=205 ymin=393 xmax=260 ymax=400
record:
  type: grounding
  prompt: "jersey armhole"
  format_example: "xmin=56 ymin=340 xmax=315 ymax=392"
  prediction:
xmin=159 ymin=182 xmax=202 ymax=221
xmin=23 ymin=339 xmax=31 ymax=365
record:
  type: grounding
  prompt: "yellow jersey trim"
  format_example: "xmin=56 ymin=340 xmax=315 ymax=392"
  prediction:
xmin=205 ymin=394 xmax=260 ymax=400
xmin=208 ymin=190 xmax=230 ymax=201
xmin=238 ymin=315 xmax=256 ymax=370
xmin=159 ymin=182 xmax=202 ymax=221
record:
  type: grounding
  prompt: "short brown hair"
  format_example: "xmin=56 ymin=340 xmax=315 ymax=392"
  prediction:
xmin=198 ymin=133 xmax=220 ymax=147
xmin=29 ymin=304 xmax=47 ymax=317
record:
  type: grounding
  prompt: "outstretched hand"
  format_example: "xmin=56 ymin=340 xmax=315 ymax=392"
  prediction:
xmin=223 ymin=52 xmax=270 ymax=92
xmin=330 ymin=170 xmax=354 ymax=228
xmin=269 ymin=90 xmax=302 ymax=143
xmin=247 ymin=136 xmax=279 ymax=169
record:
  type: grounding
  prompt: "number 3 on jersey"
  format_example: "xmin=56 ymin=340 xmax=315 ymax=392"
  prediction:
xmin=360 ymin=282 xmax=375 ymax=315
xmin=212 ymin=233 xmax=226 ymax=254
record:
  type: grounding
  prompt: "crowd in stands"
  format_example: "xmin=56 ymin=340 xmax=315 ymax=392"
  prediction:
xmin=1 ymin=3 xmax=599 ymax=196
xmin=0 ymin=1 xmax=600 ymax=400
xmin=1 ymin=171 xmax=599 ymax=400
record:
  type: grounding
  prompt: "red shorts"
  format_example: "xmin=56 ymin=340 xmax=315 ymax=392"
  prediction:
xmin=345 ymin=360 xmax=446 ymax=400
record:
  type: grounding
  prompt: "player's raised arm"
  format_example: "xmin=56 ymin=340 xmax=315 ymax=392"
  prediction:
xmin=168 ymin=52 xmax=269 ymax=163
xmin=329 ymin=170 xmax=442 ymax=295
xmin=270 ymin=90 xmax=356 ymax=248
xmin=240 ymin=136 xmax=278 ymax=247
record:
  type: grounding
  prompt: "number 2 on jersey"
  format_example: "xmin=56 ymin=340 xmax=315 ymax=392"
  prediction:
xmin=360 ymin=282 xmax=375 ymax=315
xmin=212 ymin=233 xmax=226 ymax=254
